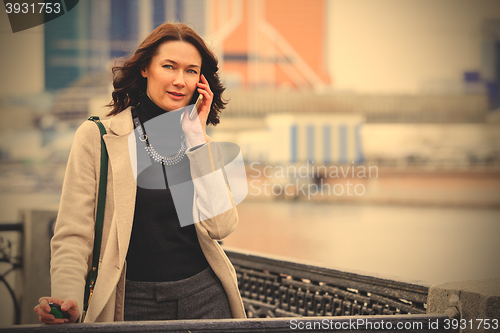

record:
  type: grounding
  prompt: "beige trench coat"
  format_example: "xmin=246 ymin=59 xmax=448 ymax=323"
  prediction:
xmin=50 ymin=108 xmax=246 ymax=322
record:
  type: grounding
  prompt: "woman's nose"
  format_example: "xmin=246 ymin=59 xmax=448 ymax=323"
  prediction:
xmin=172 ymin=71 xmax=186 ymax=87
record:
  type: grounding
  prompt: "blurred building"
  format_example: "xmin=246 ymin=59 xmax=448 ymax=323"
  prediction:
xmin=233 ymin=113 xmax=365 ymax=165
xmin=15 ymin=0 xmax=500 ymax=106
xmin=44 ymin=0 xmax=206 ymax=90
xmin=1 ymin=0 xmax=500 ymax=166
xmin=3 ymin=0 xmax=500 ymax=97
xmin=207 ymin=0 xmax=331 ymax=90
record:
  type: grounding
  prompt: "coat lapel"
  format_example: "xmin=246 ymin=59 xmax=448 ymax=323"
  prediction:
xmin=103 ymin=108 xmax=137 ymax=266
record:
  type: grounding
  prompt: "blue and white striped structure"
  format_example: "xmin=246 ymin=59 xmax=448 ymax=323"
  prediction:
xmin=264 ymin=114 xmax=365 ymax=165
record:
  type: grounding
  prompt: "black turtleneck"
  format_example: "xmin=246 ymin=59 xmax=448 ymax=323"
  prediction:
xmin=125 ymin=94 xmax=209 ymax=282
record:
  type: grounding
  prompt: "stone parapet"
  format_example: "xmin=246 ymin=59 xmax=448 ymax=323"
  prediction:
xmin=427 ymin=278 xmax=500 ymax=333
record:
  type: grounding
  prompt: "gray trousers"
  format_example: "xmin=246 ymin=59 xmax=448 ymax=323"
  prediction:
xmin=124 ymin=267 xmax=232 ymax=320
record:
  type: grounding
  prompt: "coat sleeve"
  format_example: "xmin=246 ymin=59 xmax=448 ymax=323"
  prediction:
xmin=185 ymin=140 xmax=238 ymax=240
xmin=50 ymin=120 xmax=101 ymax=316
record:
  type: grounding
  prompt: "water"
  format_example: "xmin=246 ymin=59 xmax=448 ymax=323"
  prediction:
xmin=224 ymin=200 xmax=500 ymax=286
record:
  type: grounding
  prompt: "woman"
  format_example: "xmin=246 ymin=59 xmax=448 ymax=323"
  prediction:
xmin=34 ymin=23 xmax=246 ymax=324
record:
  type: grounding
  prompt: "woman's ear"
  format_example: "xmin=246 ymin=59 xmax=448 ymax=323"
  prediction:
xmin=141 ymin=67 xmax=147 ymax=78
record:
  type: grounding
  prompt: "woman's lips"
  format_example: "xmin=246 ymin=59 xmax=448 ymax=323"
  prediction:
xmin=167 ymin=91 xmax=185 ymax=100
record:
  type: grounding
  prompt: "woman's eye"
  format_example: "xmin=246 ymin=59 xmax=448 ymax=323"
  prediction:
xmin=187 ymin=69 xmax=198 ymax=74
xmin=163 ymin=64 xmax=173 ymax=69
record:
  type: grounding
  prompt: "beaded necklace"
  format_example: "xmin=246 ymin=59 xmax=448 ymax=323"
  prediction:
xmin=132 ymin=107 xmax=187 ymax=166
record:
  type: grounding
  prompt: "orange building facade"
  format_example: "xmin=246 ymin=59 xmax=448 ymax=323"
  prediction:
xmin=207 ymin=0 xmax=331 ymax=90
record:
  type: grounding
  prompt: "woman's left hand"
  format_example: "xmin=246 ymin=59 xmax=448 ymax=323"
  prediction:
xmin=181 ymin=74 xmax=213 ymax=147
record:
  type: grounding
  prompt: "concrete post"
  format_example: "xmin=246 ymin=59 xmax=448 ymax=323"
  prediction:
xmin=16 ymin=210 xmax=56 ymax=324
xmin=427 ymin=278 xmax=500 ymax=333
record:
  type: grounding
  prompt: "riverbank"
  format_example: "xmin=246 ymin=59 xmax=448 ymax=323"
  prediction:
xmin=244 ymin=166 xmax=500 ymax=209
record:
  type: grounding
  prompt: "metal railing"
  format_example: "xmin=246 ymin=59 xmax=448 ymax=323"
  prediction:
xmin=0 ymin=222 xmax=23 ymax=325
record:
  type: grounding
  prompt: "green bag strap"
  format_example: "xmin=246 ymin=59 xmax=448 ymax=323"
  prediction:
xmin=83 ymin=116 xmax=108 ymax=316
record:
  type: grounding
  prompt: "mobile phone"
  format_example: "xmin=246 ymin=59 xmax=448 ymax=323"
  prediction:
xmin=189 ymin=93 xmax=203 ymax=120
xmin=49 ymin=302 xmax=70 ymax=320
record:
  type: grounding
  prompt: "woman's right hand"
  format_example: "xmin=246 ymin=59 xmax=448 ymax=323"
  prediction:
xmin=34 ymin=297 xmax=80 ymax=324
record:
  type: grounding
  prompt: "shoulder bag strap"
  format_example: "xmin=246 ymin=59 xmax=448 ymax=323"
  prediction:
xmin=83 ymin=116 xmax=108 ymax=320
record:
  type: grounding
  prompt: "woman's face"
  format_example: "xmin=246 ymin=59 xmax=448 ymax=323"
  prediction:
xmin=141 ymin=40 xmax=202 ymax=111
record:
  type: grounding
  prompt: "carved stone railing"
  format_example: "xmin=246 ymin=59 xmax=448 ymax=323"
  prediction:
xmin=0 ymin=315 xmax=454 ymax=332
xmin=225 ymin=249 xmax=428 ymax=318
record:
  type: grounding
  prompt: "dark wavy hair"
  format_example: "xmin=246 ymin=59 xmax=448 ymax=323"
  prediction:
xmin=107 ymin=23 xmax=226 ymax=126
